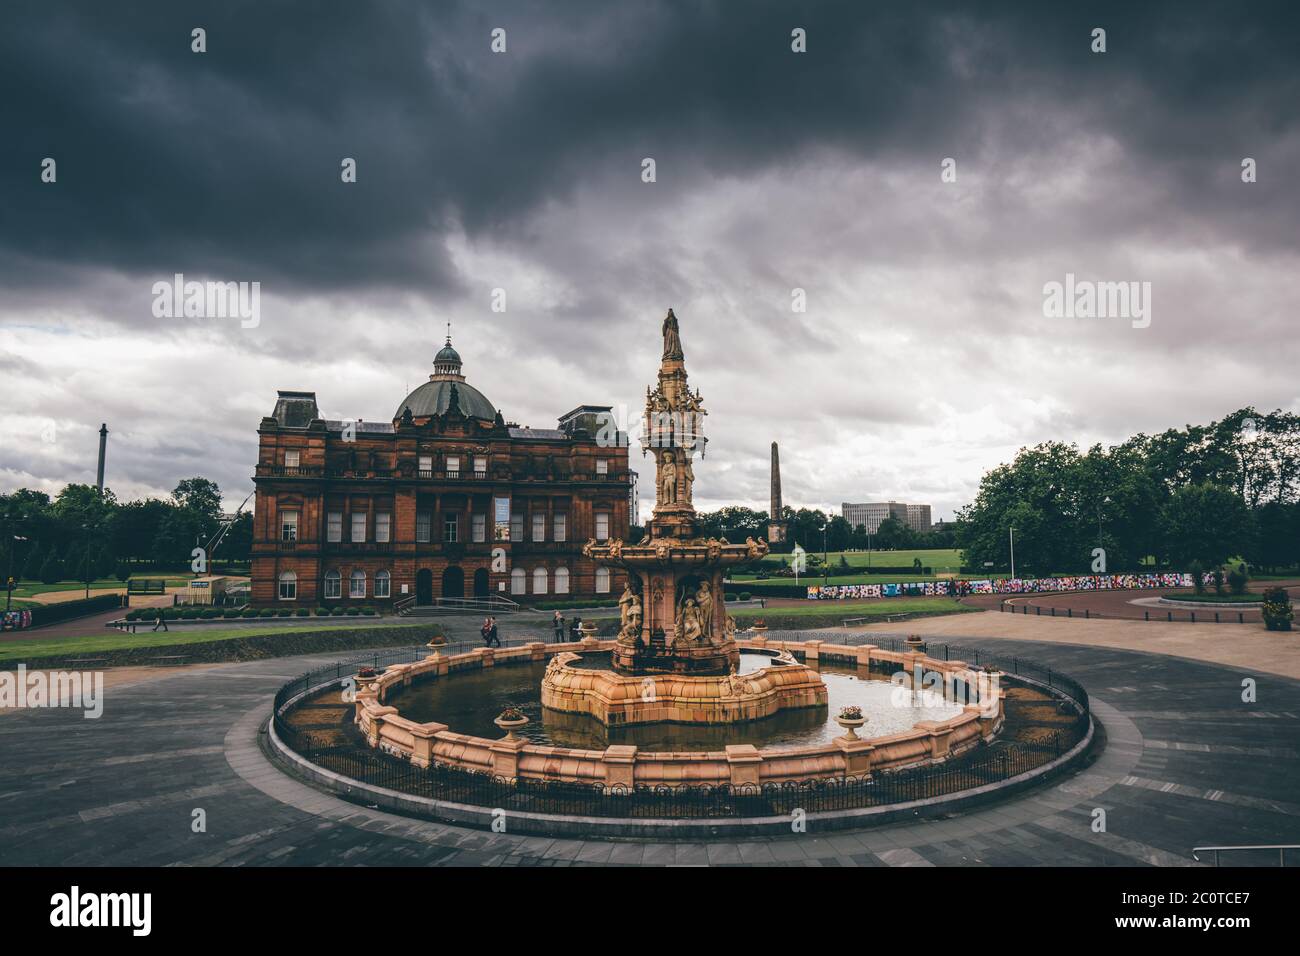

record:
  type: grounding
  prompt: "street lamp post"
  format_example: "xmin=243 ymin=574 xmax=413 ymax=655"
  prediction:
xmin=6 ymin=535 xmax=28 ymax=613
xmin=822 ymin=520 xmax=829 ymax=585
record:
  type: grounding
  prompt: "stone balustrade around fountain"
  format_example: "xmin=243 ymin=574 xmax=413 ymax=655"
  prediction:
xmin=351 ymin=637 xmax=1005 ymax=791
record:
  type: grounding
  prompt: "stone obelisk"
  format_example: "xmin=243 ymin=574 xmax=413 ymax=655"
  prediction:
xmin=767 ymin=441 xmax=786 ymax=544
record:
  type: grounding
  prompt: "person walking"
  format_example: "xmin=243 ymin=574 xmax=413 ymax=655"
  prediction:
xmin=552 ymin=610 xmax=565 ymax=643
xmin=480 ymin=617 xmax=492 ymax=646
xmin=569 ymin=615 xmax=582 ymax=642
xmin=152 ymin=607 xmax=168 ymax=632
xmin=487 ymin=616 xmax=501 ymax=648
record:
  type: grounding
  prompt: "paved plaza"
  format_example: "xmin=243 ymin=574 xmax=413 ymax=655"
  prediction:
xmin=2 ymin=611 xmax=1298 ymax=867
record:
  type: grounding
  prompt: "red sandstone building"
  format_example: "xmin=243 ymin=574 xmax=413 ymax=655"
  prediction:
xmin=250 ymin=336 xmax=631 ymax=608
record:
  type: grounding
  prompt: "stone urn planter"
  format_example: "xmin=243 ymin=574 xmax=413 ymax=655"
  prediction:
xmin=494 ymin=708 xmax=530 ymax=740
xmin=834 ymin=707 xmax=867 ymax=740
xmin=426 ymin=635 xmax=448 ymax=649
xmin=578 ymin=621 xmax=599 ymax=639
xmin=904 ymin=634 xmax=926 ymax=652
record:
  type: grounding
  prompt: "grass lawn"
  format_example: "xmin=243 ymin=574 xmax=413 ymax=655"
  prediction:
xmin=735 ymin=573 xmax=981 ymax=587
xmin=759 ymin=548 xmax=965 ymax=571
xmin=1162 ymin=592 xmax=1264 ymax=603
xmin=738 ymin=597 xmax=970 ymax=617
xmin=0 ymin=622 xmax=422 ymax=664
xmin=6 ymin=576 xmax=238 ymax=600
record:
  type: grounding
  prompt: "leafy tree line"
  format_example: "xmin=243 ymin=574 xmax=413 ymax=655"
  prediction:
xmin=0 ymin=478 xmax=252 ymax=585
xmin=957 ymin=407 xmax=1300 ymax=575
xmin=694 ymin=506 xmax=952 ymax=554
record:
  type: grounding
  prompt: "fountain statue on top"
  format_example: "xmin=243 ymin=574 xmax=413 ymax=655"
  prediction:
xmin=584 ymin=309 xmax=768 ymax=676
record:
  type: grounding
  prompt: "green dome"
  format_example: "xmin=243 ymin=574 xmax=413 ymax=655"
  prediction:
xmin=395 ymin=379 xmax=496 ymax=421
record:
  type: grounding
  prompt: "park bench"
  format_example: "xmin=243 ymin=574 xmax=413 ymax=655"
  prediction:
xmin=65 ymin=658 xmax=109 ymax=668
xmin=149 ymin=656 xmax=188 ymax=666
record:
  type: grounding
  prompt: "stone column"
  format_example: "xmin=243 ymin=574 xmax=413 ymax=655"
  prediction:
xmin=725 ymin=744 xmax=763 ymax=791
xmin=601 ymin=745 xmax=637 ymax=792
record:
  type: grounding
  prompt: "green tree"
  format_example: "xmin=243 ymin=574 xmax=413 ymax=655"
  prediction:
xmin=1159 ymin=484 xmax=1253 ymax=569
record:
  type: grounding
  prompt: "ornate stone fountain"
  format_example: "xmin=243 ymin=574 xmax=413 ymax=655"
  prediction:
xmin=540 ymin=310 xmax=828 ymax=726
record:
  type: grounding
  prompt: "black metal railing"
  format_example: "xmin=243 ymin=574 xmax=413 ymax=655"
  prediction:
xmin=277 ymin=721 xmax=1081 ymax=820
xmin=271 ymin=634 xmax=1091 ymax=820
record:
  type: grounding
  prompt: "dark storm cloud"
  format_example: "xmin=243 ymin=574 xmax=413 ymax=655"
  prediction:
xmin=4 ymin=0 xmax=1298 ymax=298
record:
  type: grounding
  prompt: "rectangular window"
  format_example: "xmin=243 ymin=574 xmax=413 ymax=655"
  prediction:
xmin=472 ymin=514 xmax=486 ymax=543
xmin=284 ymin=450 xmax=300 ymax=469
xmin=553 ymin=513 xmax=567 ymax=542
xmin=416 ymin=512 xmax=431 ymax=543
xmin=324 ymin=574 xmax=341 ymax=599
xmin=595 ymin=459 xmax=608 ymax=476
xmin=532 ymin=513 xmax=546 ymax=542
xmin=473 ymin=456 xmax=487 ymax=476
xmin=595 ymin=512 xmax=610 ymax=541
xmin=445 ymin=456 xmax=460 ymax=477
xmin=444 ymin=514 xmax=459 ymax=543
xmin=349 ymin=573 xmax=366 ymax=599
xmin=279 ymin=576 xmax=297 ymax=600
xmin=418 ymin=455 xmax=433 ymax=475
xmin=375 ymin=573 xmax=390 ymax=598
xmin=375 ymin=512 xmax=391 ymax=543
xmin=351 ymin=513 xmax=366 ymax=543
xmin=280 ymin=510 xmax=299 ymax=542
xmin=510 ymin=513 xmax=523 ymax=542
xmin=326 ymin=512 xmax=342 ymax=542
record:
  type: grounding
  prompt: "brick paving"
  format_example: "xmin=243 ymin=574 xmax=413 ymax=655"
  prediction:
xmin=1 ymin=635 xmax=1298 ymax=867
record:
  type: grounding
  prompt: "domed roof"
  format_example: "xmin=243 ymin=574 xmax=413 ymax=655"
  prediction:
xmin=395 ymin=379 xmax=497 ymax=421
xmin=434 ymin=342 xmax=461 ymax=365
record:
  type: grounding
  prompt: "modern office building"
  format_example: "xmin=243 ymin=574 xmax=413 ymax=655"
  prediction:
xmin=841 ymin=500 xmax=932 ymax=534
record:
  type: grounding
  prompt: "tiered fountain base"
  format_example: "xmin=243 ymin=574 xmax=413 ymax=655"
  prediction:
xmin=540 ymin=647 xmax=828 ymax=727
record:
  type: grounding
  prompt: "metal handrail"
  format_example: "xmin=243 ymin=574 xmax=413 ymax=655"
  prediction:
xmin=429 ymin=595 xmax=521 ymax=613
xmin=1192 ymin=844 xmax=1296 ymax=866
xmin=392 ymin=595 xmax=417 ymax=616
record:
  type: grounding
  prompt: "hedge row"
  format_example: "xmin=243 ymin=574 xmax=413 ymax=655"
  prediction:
xmin=122 ymin=606 xmax=381 ymax=622
xmin=29 ymin=593 xmax=124 ymax=627
xmin=20 ymin=624 xmax=446 ymax=670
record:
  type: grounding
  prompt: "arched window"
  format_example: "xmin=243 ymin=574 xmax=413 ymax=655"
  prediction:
xmin=511 ymin=567 xmax=526 ymax=595
xmin=554 ymin=567 xmax=570 ymax=594
xmin=324 ymin=569 xmax=341 ymax=599
xmin=533 ymin=567 xmax=548 ymax=595
xmin=349 ymin=570 xmax=366 ymax=598
xmin=595 ymin=567 xmax=611 ymax=594
xmin=375 ymin=569 xmax=391 ymax=599
xmin=278 ymin=570 xmax=297 ymax=601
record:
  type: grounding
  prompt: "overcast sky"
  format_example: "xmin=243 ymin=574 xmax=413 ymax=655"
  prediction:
xmin=3 ymin=1 xmax=1298 ymax=523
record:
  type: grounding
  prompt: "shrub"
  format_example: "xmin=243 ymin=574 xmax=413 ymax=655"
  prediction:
xmin=315 ymin=607 xmax=331 ymax=616
xmin=1262 ymin=587 xmax=1294 ymax=631
xmin=331 ymin=607 xmax=345 ymax=616
xmin=739 ymin=591 xmax=752 ymax=602
xmin=725 ymin=593 xmax=738 ymax=602
xmin=1189 ymin=560 xmax=1205 ymax=595
xmin=259 ymin=608 xmax=275 ymax=617
xmin=278 ymin=608 xmax=292 ymax=617
xmin=224 ymin=609 xmax=242 ymax=619
xmin=361 ymin=606 xmax=376 ymax=616
xmin=202 ymin=608 xmax=223 ymax=619
xmin=296 ymin=608 xmax=311 ymax=617
xmin=125 ymin=608 xmax=142 ymax=621
xmin=39 ymin=556 xmax=64 ymax=585
xmin=346 ymin=607 xmax=360 ymax=616
xmin=1227 ymin=563 xmax=1249 ymax=596
xmin=242 ymin=609 xmax=259 ymax=618
xmin=181 ymin=608 xmax=202 ymax=619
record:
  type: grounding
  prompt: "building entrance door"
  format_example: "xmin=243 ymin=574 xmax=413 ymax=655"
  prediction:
xmin=416 ymin=568 xmax=433 ymax=605
xmin=441 ymin=566 xmax=465 ymax=600
xmin=473 ymin=567 xmax=489 ymax=598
